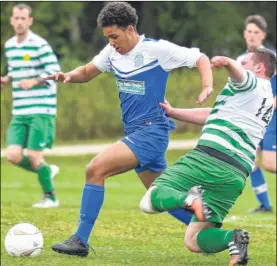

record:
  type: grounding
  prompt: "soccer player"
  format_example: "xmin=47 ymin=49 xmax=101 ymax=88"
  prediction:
xmin=237 ymin=15 xmax=276 ymax=212
xmin=1 ymin=4 xmax=61 ymax=208
xmin=48 ymin=2 xmax=213 ymax=256
xmin=140 ymin=47 xmax=275 ymax=266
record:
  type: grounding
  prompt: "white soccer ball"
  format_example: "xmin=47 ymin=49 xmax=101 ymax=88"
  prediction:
xmin=4 ymin=223 xmax=43 ymax=257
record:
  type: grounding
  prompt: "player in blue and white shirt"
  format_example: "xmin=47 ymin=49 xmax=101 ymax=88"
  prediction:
xmin=237 ymin=15 xmax=276 ymax=213
xmin=47 ymin=2 xmax=213 ymax=256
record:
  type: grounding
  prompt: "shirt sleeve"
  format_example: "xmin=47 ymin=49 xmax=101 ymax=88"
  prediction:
xmin=37 ymin=42 xmax=60 ymax=78
xmin=153 ymin=40 xmax=204 ymax=72
xmin=4 ymin=42 xmax=12 ymax=77
xmin=271 ymin=75 xmax=276 ymax=97
xmin=92 ymin=44 xmax=112 ymax=72
xmin=228 ymin=70 xmax=258 ymax=92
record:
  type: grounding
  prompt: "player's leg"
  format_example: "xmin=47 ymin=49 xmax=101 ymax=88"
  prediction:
xmin=249 ymin=136 xmax=273 ymax=212
xmin=52 ymin=140 xmax=139 ymax=256
xmin=262 ymin=152 xmax=276 ymax=174
xmin=27 ymin=149 xmax=59 ymax=208
xmin=5 ymin=116 xmax=35 ymax=172
xmin=140 ymin=151 xmax=212 ymax=221
xmin=27 ymin=115 xmax=59 ymax=208
xmin=130 ymin=123 xmax=194 ymax=225
xmin=141 ymin=149 xmax=249 ymax=265
xmin=138 ymin=170 xmax=193 ymax=225
xmin=185 ymin=222 xmax=249 ymax=266
xmin=183 ymin=153 xmax=249 ymax=265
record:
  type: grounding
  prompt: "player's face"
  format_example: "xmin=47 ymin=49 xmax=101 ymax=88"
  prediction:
xmin=103 ymin=25 xmax=134 ymax=54
xmin=241 ymin=53 xmax=255 ymax=71
xmin=241 ymin=52 xmax=264 ymax=75
xmin=244 ymin=23 xmax=266 ymax=48
xmin=10 ymin=8 xmax=33 ymax=36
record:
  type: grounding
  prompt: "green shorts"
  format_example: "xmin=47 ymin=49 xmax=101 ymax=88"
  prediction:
xmin=152 ymin=150 xmax=246 ymax=224
xmin=6 ymin=115 xmax=56 ymax=151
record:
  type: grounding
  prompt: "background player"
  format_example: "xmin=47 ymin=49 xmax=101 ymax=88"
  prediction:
xmin=1 ymin=3 xmax=61 ymax=208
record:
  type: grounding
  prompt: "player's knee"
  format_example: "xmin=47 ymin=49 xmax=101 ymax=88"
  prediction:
xmin=27 ymin=152 xmax=43 ymax=169
xmin=85 ymin=159 xmax=105 ymax=181
xmin=6 ymin=149 xmax=22 ymax=164
xmin=184 ymin=236 xmax=200 ymax=253
xmin=262 ymin=160 xmax=276 ymax=173
xmin=140 ymin=187 xmax=159 ymax=214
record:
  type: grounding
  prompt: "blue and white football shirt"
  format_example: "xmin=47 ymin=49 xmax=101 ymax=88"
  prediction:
xmin=92 ymin=35 xmax=204 ymax=127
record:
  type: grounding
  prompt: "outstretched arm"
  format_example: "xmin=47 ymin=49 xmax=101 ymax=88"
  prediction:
xmin=45 ymin=63 xmax=102 ymax=84
xmin=196 ymin=55 xmax=214 ymax=105
xmin=160 ymin=99 xmax=211 ymax=125
xmin=211 ymin=56 xmax=244 ymax=83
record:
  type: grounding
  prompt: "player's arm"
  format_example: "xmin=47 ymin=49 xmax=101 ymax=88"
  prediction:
xmin=195 ymin=55 xmax=214 ymax=104
xmin=160 ymin=99 xmax=211 ymax=125
xmin=211 ymin=56 xmax=244 ymax=83
xmin=45 ymin=44 xmax=111 ymax=84
xmin=48 ymin=63 xmax=102 ymax=84
xmin=0 ymin=75 xmax=11 ymax=89
xmin=1 ymin=57 xmax=12 ymax=89
xmin=155 ymin=40 xmax=213 ymax=105
xmin=273 ymin=96 xmax=276 ymax=109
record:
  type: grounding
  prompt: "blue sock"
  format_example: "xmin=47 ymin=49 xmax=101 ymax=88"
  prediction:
xmin=168 ymin=209 xmax=193 ymax=225
xmin=75 ymin=184 xmax=105 ymax=245
xmin=250 ymin=167 xmax=271 ymax=209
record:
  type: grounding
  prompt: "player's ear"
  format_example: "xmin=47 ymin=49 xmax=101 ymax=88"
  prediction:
xmin=255 ymin=63 xmax=264 ymax=74
xmin=261 ymin=31 xmax=266 ymax=41
xmin=243 ymin=29 xmax=247 ymax=40
xmin=29 ymin=16 xmax=33 ymax=27
xmin=127 ymin=25 xmax=134 ymax=34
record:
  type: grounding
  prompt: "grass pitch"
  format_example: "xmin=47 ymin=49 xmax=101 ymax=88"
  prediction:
xmin=1 ymin=150 xmax=276 ymax=266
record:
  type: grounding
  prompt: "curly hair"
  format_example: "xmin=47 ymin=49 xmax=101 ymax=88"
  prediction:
xmin=97 ymin=2 xmax=138 ymax=29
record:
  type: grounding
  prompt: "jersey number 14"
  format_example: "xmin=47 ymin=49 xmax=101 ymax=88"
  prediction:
xmin=256 ymin=98 xmax=273 ymax=124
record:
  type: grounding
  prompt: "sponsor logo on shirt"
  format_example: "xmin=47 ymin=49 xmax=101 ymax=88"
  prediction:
xmin=116 ymin=79 xmax=145 ymax=95
xmin=23 ymin=54 xmax=31 ymax=61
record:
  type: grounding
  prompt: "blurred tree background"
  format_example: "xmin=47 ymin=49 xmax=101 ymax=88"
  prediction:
xmin=1 ymin=1 xmax=276 ymax=142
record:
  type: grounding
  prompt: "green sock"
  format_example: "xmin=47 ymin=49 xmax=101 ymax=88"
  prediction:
xmin=150 ymin=186 xmax=187 ymax=211
xmin=37 ymin=164 xmax=56 ymax=201
xmin=16 ymin=155 xmax=36 ymax=173
xmin=197 ymin=228 xmax=234 ymax=253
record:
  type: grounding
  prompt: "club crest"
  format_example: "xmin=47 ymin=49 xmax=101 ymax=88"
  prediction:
xmin=134 ymin=53 xmax=144 ymax=67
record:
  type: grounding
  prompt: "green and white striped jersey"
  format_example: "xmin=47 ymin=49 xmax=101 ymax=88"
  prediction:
xmin=198 ymin=70 xmax=274 ymax=174
xmin=5 ymin=31 xmax=60 ymax=116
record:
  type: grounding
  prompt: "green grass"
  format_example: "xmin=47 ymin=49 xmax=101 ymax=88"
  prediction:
xmin=1 ymin=150 xmax=276 ymax=266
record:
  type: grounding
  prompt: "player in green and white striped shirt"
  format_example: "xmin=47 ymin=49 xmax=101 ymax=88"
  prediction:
xmin=140 ymin=47 xmax=276 ymax=265
xmin=1 ymin=4 xmax=60 ymax=208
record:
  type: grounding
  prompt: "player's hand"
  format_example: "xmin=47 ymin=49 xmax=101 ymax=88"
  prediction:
xmin=159 ymin=98 xmax=174 ymax=117
xmin=45 ymin=72 xmax=71 ymax=84
xmin=210 ymin=56 xmax=229 ymax=68
xmin=1 ymin=76 xmax=9 ymax=89
xmin=18 ymin=79 xmax=37 ymax=90
xmin=196 ymin=87 xmax=213 ymax=105
xmin=1 ymin=77 xmax=4 ymax=89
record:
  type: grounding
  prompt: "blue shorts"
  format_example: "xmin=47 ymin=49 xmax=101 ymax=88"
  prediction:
xmin=121 ymin=123 xmax=169 ymax=173
xmin=260 ymin=130 xmax=276 ymax=152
